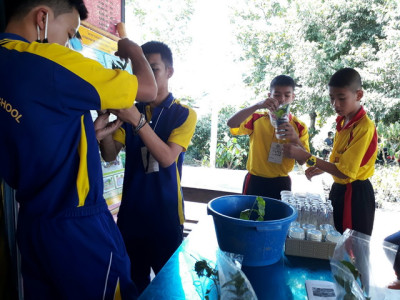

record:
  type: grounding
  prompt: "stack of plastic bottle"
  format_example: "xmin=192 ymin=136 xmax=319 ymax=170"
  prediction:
xmin=281 ymin=190 xmax=342 ymax=243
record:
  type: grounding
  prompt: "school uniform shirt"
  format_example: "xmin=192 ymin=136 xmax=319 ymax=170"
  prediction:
xmin=0 ymin=33 xmax=138 ymax=214
xmin=329 ymin=106 xmax=378 ymax=184
xmin=0 ymin=33 xmax=140 ymax=299
xmin=113 ymin=93 xmax=197 ymax=237
xmin=231 ymin=112 xmax=309 ymax=178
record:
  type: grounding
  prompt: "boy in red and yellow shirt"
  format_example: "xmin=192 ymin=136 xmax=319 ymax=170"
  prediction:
xmin=284 ymin=68 xmax=377 ymax=235
xmin=228 ymin=75 xmax=309 ymax=200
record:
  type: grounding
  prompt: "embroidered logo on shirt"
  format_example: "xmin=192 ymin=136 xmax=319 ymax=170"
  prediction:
xmin=0 ymin=97 xmax=22 ymax=123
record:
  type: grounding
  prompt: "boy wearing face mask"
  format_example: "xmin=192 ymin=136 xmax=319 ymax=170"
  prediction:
xmin=0 ymin=0 xmax=157 ymax=299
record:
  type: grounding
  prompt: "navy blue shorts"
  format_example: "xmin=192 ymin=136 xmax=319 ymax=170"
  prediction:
xmin=242 ymin=173 xmax=291 ymax=200
xmin=117 ymin=219 xmax=183 ymax=295
xmin=385 ymin=231 xmax=400 ymax=278
xmin=17 ymin=203 xmax=138 ymax=300
xmin=329 ymin=179 xmax=375 ymax=235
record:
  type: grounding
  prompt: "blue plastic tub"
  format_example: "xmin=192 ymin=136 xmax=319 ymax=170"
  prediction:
xmin=207 ymin=195 xmax=297 ymax=266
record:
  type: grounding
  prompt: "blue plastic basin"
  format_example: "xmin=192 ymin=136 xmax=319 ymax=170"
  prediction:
xmin=207 ymin=195 xmax=297 ymax=266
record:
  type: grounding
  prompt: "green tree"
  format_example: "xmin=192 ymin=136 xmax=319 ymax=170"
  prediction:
xmin=376 ymin=121 xmax=400 ymax=163
xmin=186 ymin=106 xmax=249 ymax=169
xmin=125 ymin=0 xmax=195 ymax=58
xmin=216 ymin=106 xmax=249 ymax=169
xmin=185 ymin=114 xmax=211 ymax=165
xmin=229 ymin=0 xmax=400 ymax=141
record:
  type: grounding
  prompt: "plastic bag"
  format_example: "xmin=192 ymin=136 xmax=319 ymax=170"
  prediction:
xmin=330 ymin=229 xmax=399 ymax=300
xmin=269 ymin=104 xmax=290 ymax=128
xmin=183 ymin=251 xmax=220 ymax=300
xmin=269 ymin=104 xmax=290 ymax=139
xmin=216 ymin=250 xmax=257 ymax=300
xmin=182 ymin=249 xmax=257 ymax=300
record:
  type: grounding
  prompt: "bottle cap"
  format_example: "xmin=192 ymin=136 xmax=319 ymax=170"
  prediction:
xmin=290 ymin=221 xmax=301 ymax=228
xmin=319 ymin=224 xmax=335 ymax=237
xmin=289 ymin=227 xmax=305 ymax=240
xmin=326 ymin=230 xmax=342 ymax=243
xmin=307 ymin=229 xmax=323 ymax=242
xmin=302 ymin=223 xmax=316 ymax=233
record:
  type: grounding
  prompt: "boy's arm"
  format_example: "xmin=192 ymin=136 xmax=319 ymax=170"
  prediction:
xmin=227 ymin=98 xmax=280 ymax=128
xmin=283 ymin=143 xmax=347 ymax=179
xmin=110 ymin=106 xmax=185 ymax=168
xmin=99 ymin=135 xmax=124 ymax=162
xmin=278 ymin=123 xmax=304 ymax=148
xmin=94 ymin=113 xmax=124 ymax=162
xmin=278 ymin=120 xmax=309 ymax=164
xmin=116 ymin=39 xmax=157 ymax=102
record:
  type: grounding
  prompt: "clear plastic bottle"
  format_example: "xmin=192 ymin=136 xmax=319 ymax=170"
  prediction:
xmin=326 ymin=205 xmax=334 ymax=226
xmin=295 ymin=203 xmax=302 ymax=224
xmin=311 ymin=206 xmax=319 ymax=227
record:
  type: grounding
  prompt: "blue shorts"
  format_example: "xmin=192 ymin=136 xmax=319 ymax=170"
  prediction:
xmin=242 ymin=173 xmax=291 ymax=200
xmin=385 ymin=231 xmax=400 ymax=278
xmin=329 ymin=179 xmax=375 ymax=235
xmin=17 ymin=203 xmax=138 ymax=300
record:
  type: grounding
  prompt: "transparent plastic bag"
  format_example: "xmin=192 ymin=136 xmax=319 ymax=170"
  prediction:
xmin=216 ymin=250 xmax=257 ymax=300
xmin=183 ymin=251 xmax=220 ymax=300
xmin=330 ymin=229 xmax=399 ymax=300
xmin=269 ymin=103 xmax=290 ymax=139
xmin=182 ymin=249 xmax=257 ymax=300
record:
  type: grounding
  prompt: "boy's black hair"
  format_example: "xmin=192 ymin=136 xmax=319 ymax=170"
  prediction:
xmin=270 ymin=75 xmax=295 ymax=91
xmin=6 ymin=0 xmax=88 ymax=23
xmin=141 ymin=41 xmax=173 ymax=68
xmin=328 ymin=68 xmax=362 ymax=91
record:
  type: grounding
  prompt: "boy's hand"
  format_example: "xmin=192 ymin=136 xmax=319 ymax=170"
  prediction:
xmin=115 ymin=38 xmax=143 ymax=61
xmin=277 ymin=123 xmax=299 ymax=143
xmin=283 ymin=143 xmax=310 ymax=162
xmin=94 ymin=112 xmax=123 ymax=142
xmin=109 ymin=105 xmax=142 ymax=127
xmin=257 ymin=97 xmax=280 ymax=112
xmin=305 ymin=166 xmax=324 ymax=181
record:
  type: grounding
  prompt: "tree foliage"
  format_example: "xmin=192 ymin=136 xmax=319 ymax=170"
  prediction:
xmin=125 ymin=0 xmax=195 ymax=58
xmin=186 ymin=106 xmax=249 ymax=169
xmin=229 ymin=0 xmax=400 ymax=137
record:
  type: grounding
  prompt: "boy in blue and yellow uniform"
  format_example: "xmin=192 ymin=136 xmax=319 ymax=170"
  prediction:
xmin=284 ymin=68 xmax=377 ymax=236
xmin=227 ymin=75 xmax=310 ymax=200
xmin=0 ymin=0 xmax=157 ymax=299
xmin=98 ymin=41 xmax=197 ymax=294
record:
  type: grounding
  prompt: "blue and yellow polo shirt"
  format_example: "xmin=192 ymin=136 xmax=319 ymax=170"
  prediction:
xmin=0 ymin=33 xmax=138 ymax=216
xmin=231 ymin=112 xmax=309 ymax=178
xmin=330 ymin=106 xmax=377 ymax=184
xmin=113 ymin=93 xmax=197 ymax=236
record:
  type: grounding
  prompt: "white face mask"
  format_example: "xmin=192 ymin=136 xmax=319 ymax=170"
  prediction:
xmin=36 ymin=13 xmax=49 ymax=43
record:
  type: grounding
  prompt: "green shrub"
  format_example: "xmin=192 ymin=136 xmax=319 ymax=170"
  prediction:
xmin=185 ymin=106 xmax=249 ymax=169
xmin=376 ymin=121 xmax=400 ymax=164
xmin=371 ymin=165 xmax=400 ymax=208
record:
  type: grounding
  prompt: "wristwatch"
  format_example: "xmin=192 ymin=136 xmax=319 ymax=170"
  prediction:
xmin=306 ymin=155 xmax=317 ymax=167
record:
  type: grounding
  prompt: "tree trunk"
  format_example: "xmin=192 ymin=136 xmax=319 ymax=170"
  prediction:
xmin=309 ymin=111 xmax=317 ymax=137
xmin=209 ymin=101 xmax=219 ymax=168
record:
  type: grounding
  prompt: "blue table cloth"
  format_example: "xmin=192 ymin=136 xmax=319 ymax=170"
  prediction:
xmin=139 ymin=216 xmax=333 ymax=300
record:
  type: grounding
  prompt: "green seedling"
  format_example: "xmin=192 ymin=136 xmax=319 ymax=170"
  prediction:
xmin=240 ymin=196 xmax=266 ymax=221
xmin=274 ymin=103 xmax=290 ymax=119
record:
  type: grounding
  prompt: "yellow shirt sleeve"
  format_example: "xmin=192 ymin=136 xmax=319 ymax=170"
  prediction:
xmin=112 ymin=127 xmax=126 ymax=146
xmin=168 ymin=106 xmax=197 ymax=151
xmin=335 ymin=122 xmax=376 ymax=179
xmin=230 ymin=113 xmax=265 ymax=136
